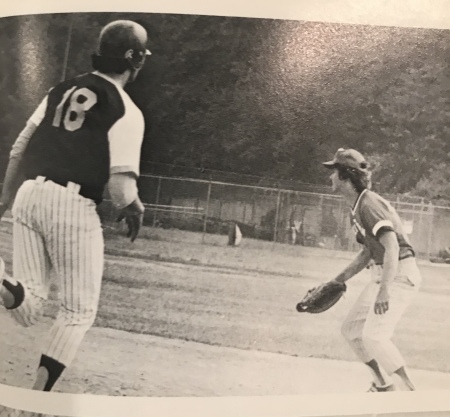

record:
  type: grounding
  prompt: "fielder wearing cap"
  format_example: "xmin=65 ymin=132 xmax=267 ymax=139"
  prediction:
xmin=321 ymin=148 xmax=422 ymax=392
xmin=323 ymin=147 xmax=369 ymax=169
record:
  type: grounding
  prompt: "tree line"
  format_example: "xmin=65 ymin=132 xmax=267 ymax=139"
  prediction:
xmin=1 ymin=12 xmax=449 ymax=201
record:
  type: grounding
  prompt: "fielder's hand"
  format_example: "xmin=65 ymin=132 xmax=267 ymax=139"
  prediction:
xmin=374 ymin=285 xmax=389 ymax=315
xmin=117 ymin=197 xmax=145 ymax=242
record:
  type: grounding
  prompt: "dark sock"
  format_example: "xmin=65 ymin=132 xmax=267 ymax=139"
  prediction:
xmin=39 ymin=355 xmax=66 ymax=391
xmin=2 ymin=280 xmax=25 ymax=310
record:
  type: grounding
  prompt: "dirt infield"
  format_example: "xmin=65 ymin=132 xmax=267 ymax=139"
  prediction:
xmin=1 ymin=314 xmax=450 ymax=397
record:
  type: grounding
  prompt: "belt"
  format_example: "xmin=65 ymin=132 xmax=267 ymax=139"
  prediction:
xmin=34 ymin=176 xmax=101 ymax=204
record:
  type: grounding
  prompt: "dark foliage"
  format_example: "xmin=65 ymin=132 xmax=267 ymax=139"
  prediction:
xmin=1 ymin=13 xmax=450 ymax=200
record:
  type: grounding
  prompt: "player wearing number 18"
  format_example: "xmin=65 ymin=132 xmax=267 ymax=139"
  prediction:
xmin=0 ymin=20 xmax=151 ymax=392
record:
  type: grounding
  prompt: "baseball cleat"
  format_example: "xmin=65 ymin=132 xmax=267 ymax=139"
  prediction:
xmin=367 ymin=382 xmax=396 ymax=392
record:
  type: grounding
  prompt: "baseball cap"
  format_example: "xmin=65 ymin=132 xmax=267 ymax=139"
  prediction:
xmin=322 ymin=148 xmax=369 ymax=170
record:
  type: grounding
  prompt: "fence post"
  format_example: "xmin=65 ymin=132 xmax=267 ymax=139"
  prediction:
xmin=273 ymin=189 xmax=282 ymax=243
xmin=427 ymin=202 xmax=434 ymax=260
xmin=251 ymin=190 xmax=256 ymax=224
xmin=153 ymin=177 xmax=162 ymax=227
xmin=202 ymin=180 xmax=212 ymax=244
xmin=418 ymin=200 xmax=424 ymax=256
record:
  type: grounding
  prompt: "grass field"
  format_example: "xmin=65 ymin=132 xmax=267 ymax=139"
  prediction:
xmin=96 ymin=225 xmax=450 ymax=373
xmin=1 ymin=220 xmax=449 ymax=375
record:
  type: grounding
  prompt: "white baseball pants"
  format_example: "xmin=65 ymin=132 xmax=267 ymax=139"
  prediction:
xmin=341 ymin=257 xmax=421 ymax=374
xmin=10 ymin=177 xmax=104 ymax=367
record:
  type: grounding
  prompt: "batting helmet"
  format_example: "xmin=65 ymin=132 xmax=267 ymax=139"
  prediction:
xmin=92 ymin=20 xmax=151 ymax=73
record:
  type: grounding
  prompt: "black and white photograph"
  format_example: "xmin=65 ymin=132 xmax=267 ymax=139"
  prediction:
xmin=0 ymin=0 xmax=450 ymax=416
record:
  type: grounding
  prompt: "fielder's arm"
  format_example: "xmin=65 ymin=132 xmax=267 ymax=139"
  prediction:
xmin=378 ymin=231 xmax=399 ymax=287
xmin=0 ymin=121 xmax=37 ymax=217
xmin=333 ymin=247 xmax=372 ymax=283
xmin=374 ymin=231 xmax=399 ymax=314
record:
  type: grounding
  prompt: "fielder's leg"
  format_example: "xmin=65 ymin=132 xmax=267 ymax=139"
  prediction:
xmin=394 ymin=366 xmax=415 ymax=391
xmin=362 ymin=273 xmax=419 ymax=391
xmin=391 ymin=259 xmax=422 ymax=390
xmin=341 ymin=280 xmax=394 ymax=390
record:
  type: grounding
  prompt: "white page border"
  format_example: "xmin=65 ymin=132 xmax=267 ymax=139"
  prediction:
xmin=1 ymin=1 xmax=449 ymax=416
xmin=1 ymin=0 xmax=450 ymax=29
xmin=0 ymin=384 xmax=450 ymax=417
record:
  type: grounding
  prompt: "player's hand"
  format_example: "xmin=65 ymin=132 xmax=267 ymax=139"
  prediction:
xmin=116 ymin=197 xmax=145 ymax=242
xmin=374 ymin=285 xmax=389 ymax=315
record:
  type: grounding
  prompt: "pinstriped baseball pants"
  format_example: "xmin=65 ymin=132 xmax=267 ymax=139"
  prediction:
xmin=9 ymin=177 xmax=104 ymax=367
xmin=341 ymin=258 xmax=421 ymax=375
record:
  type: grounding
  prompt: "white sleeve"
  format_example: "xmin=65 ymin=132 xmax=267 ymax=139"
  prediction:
xmin=28 ymin=96 xmax=48 ymax=126
xmin=108 ymin=105 xmax=144 ymax=177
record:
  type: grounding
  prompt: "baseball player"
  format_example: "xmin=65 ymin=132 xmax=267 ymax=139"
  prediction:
xmin=323 ymin=148 xmax=422 ymax=392
xmin=0 ymin=20 xmax=150 ymax=392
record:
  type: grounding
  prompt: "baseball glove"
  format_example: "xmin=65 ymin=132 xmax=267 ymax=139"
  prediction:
xmin=296 ymin=280 xmax=346 ymax=314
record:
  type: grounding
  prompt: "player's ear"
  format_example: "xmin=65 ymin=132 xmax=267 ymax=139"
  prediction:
xmin=338 ymin=167 xmax=349 ymax=181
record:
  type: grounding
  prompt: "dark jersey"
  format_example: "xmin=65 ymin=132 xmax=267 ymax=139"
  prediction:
xmin=350 ymin=189 xmax=415 ymax=264
xmin=22 ymin=73 xmax=137 ymax=204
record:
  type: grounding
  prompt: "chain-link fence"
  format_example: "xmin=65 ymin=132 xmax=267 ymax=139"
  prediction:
xmin=98 ymin=174 xmax=450 ymax=259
